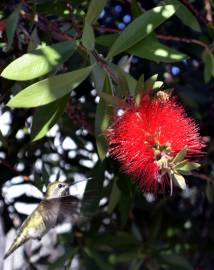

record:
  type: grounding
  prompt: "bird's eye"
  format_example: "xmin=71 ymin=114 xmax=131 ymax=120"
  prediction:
xmin=58 ymin=183 xmax=63 ymax=188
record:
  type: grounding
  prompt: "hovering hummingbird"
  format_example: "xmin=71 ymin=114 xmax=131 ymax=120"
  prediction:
xmin=4 ymin=181 xmax=84 ymax=259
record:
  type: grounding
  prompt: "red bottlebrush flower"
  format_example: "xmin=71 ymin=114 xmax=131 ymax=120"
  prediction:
xmin=105 ymin=92 xmax=205 ymax=193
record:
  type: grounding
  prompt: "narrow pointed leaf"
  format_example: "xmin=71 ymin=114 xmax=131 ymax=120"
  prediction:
xmin=165 ymin=0 xmax=201 ymax=32
xmin=27 ymin=27 xmax=40 ymax=52
xmin=206 ymin=182 xmax=214 ymax=203
xmin=128 ymin=34 xmax=187 ymax=62
xmin=31 ymin=95 xmax=68 ymax=141
xmin=116 ymin=68 xmax=130 ymax=96
xmin=108 ymin=177 xmax=121 ymax=214
xmin=131 ymin=0 xmax=143 ymax=19
xmin=109 ymin=252 xmax=140 ymax=264
xmin=1 ymin=41 xmax=76 ymax=81
xmin=173 ymin=147 xmax=187 ymax=164
xmin=172 ymin=173 xmax=187 ymax=190
xmin=135 ymin=73 xmax=144 ymax=95
xmin=160 ymin=254 xmax=193 ymax=270
xmin=95 ymin=77 xmax=112 ymax=160
xmin=117 ymin=176 xmax=134 ymax=226
xmin=85 ymin=0 xmax=106 ymax=24
xmin=7 ymin=66 xmax=92 ymax=108
xmin=173 ymin=160 xmax=188 ymax=169
xmin=144 ymin=74 xmax=164 ymax=89
xmin=176 ymin=162 xmax=201 ymax=172
xmin=82 ymin=22 xmax=95 ymax=49
xmin=98 ymin=92 xmax=128 ymax=108
xmin=107 ymin=5 xmax=177 ymax=58
xmin=97 ymin=33 xmax=187 ymax=63
xmin=84 ymin=248 xmax=113 ymax=270
xmin=91 ymin=58 xmax=106 ymax=91
xmin=96 ymin=33 xmax=118 ymax=47
xmin=202 ymin=49 xmax=214 ymax=83
xmin=6 ymin=4 xmax=22 ymax=49
xmin=111 ymin=64 xmax=137 ymax=95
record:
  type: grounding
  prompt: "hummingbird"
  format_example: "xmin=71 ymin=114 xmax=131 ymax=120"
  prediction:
xmin=4 ymin=181 xmax=82 ymax=259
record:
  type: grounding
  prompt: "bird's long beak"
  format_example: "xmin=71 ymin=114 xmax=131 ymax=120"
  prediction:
xmin=65 ymin=182 xmax=72 ymax=193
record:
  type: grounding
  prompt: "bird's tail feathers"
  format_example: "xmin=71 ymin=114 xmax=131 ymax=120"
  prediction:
xmin=4 ymin=232 xmax=29 ymax=259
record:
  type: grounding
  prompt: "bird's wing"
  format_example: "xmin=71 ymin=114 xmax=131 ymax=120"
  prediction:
xmin=41 ymin=195 xmax=90 ymax=226
xmin=39 ymin=200 xmax=58 ymax=228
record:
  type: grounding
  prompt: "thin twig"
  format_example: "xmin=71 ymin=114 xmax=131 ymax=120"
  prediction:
xmin=21 ymin=9 xmax=212 ymax=81
xmin=72 ymin=22 xmax=211 ymax=54
xmin=66 ymin=99 xmax=94 ymax=136
xmin=157 ymin=34 xmax=211 ymax=53
xmin=66 ymin=1 xmax=82 ymax=37
xmin=0 ymin=160 xmax=30 ymax=181
xmin=91 ymin=50 xmax=119 ymax=83
xmin=192 ymin=172 xmax=214 ymax=183
xmin=24 ymin=14 xmax=120 ymax=84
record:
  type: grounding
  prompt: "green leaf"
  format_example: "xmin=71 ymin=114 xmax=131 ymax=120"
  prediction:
xmin=98 ymin=92 xmax=128 ymax=108
xmin=116 ymin=68 xmax=130 ymax=96
xmin=27 ymin=27 xmax=40 ymax=52
xmin=117 ymin=176 xmax=134 ymax=226
xmin=109 ymin=252 xmax=140 ymax=264
xmin=131 ymin=0 xmax=143 ymax=19
xmin=97 ymin=33 xmax=187 ymax=63
xmin=130 ymin=259 xmax=143 ymax=270
xmin=95 ymin=77 xmax=112 ymax=160
xmin=90 ymin=232 xmax=139 ymax=248
xmin=96 ymin=33 xmax=118 ymax=47
xmin=160 ymin=254 xmax=193 ymax=270
xmin=173 ymin=159 xmax=187 ymax=169
xmin=108 ymin=177 xmax=121 ymax=214
xmin=135 ymin=73 xmax=144 ymax=95
xmin=149 ymin=212 xmax=163 ymax=241
xmin=202 ymin=49 xmax=214 ymax=83
xmin=172 ymin=147 xmax=187 ymax=164
xmin=36 ymin=1 xmax=71 ymax=17
xmin=85 ymin=0 xmax=106 ymax=24
xmin=135 ymin=74 xmax=147 ymax=106
xmin=91 ymin=59 xmax=106 ymax=91
xmin=7 ymin=66 xmax=92 ymax=108
xmin=31 ymin=95 xmax=68 ymax=141
xmin=84 ymin=248 xmax=114 ymax=270
xmin=107 ymin=5 xmax=177 ymax=58
xmin=111 ymin=64 xmax=137 ymax=96
xmin=119 ymin=191 xmax=133 ymax=226
xmin=82 ymin=22 xmax=95 ymax=49
xmin=176 ymin=162 xmax=201 ymax=172
xmin=118 ymin=55 xmax=132 ymax=71
xmin=128 ymin=34 xmax=187 ymax=63
xmin=172 ymin=173 xmax=187 ymax=190
xmin=6 ymin=3 xmax=22 ymax=49
xmin=1 ymin=41 xmax=76 ymax=81
xmin=206 ymin=182 xmax=214 ymax=203
xmin=144 ymin=74 xmax=164 ymax=89
xmin=165 ymin=0 xmax=201 ymax=32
